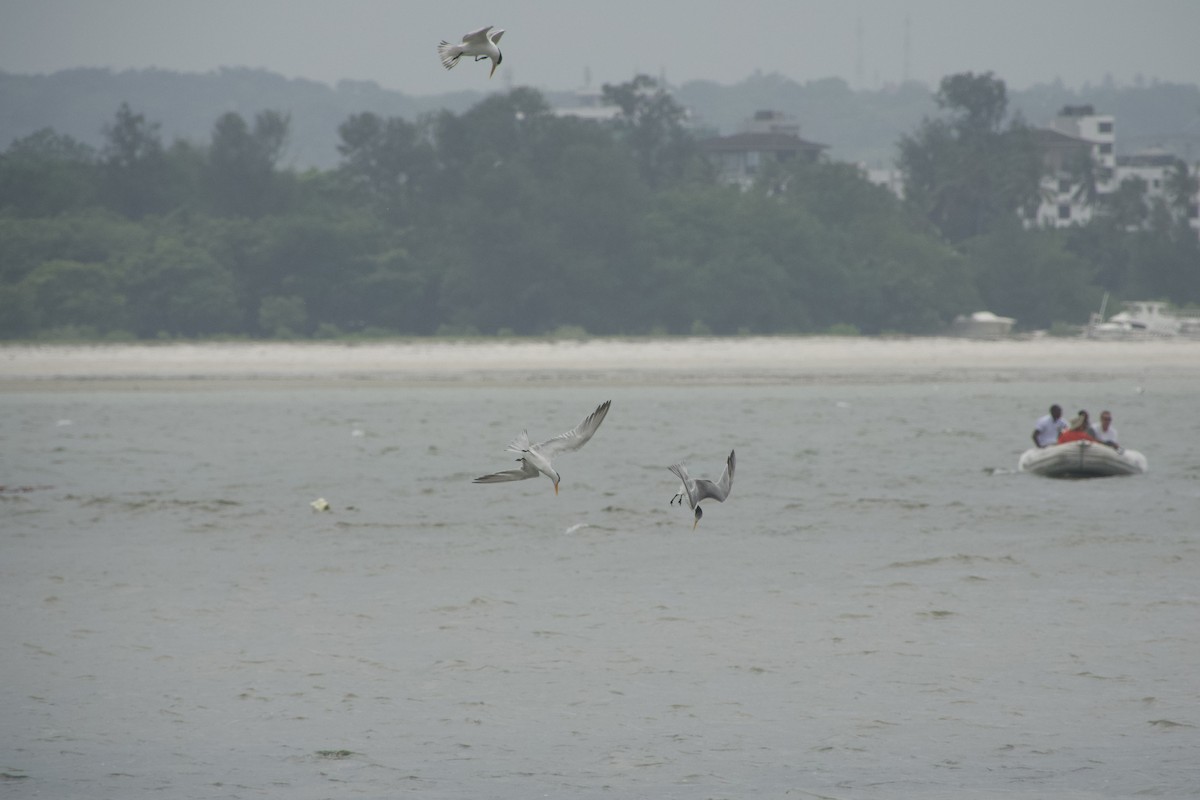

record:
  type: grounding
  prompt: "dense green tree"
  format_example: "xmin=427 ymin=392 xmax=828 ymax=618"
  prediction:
xmin=935 ymin=73 xmax=1008 ymax=134
xmin=602 ymin=75 xmax=699 ymax=190
xmin=336 ymin=112 xmax=436 ymax=223
xmin=20 ymin=258 xmax=127 ymax=334
xmin=1064 ymin=223 xmax=1134 ymax=296
xmin=258 ymin=294 xmax=307 ymax=337
xmin=207 ymin=110 xmax=291 ymax=217
xmin=0 ymin=209 xmax=146 ymax=285
xmin=0 ymin=283 xmax=37 ymax=337
xmin=241 ymin=213 xmax=408 ymax=333
xmin=1 ymin=89 xmax=1197 ymax=340
xmin=0 ymin=128 xmax=97 ymax=216
xmin=1097 ymin=176 xmax=1150 ymax=230
xmin=119 ymin=237 xmax=241 ymax=336
xmin=758 ymin=157 xmax=979 ymax=332
xmin=898 ymin=72 xmax=1042 ymax=243
xmin=966 ymin=222 xmax=1099 ymax=327
xmin=432 ymin=88 xmax=550 ymax=176
xmin=1130 ymin=207 xmax=1200 ymax=301
xmin=101 ymin=103 xmax=171 ymax=217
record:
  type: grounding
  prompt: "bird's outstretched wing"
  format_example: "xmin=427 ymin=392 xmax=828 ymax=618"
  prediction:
xmin=473 ymin=459 xmax=539 ymax=483
xmin=489 ymin=28 xmax=505 ymax=44
xmin=670 ymin=449 xmax=735 ymax=505
xmin=699 ymin=449 xmax=735 ymax=503
xmin=462 ymin=25 xmax=493 ymax=44
xmin=505 ymin=430 xmax=532 ymax=454
xmin=668 ymin=461 xmax=695 ymax=506
xmin=534 ymin=400 xmax=612 ymax=457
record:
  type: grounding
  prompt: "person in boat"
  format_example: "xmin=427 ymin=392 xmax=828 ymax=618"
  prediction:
xmin=1093 ymin=410 xmax=1120 ymax=449
xmin=1076 ymin=409 xmax=1099 ymax=438
xmin=1032 ymin=404 xmax=1068 ymax=448
xmin=1057 ymin=414 xmax=1099 ymax=444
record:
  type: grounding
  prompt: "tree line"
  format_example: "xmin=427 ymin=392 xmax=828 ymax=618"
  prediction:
xmin=1 ymin=73 xmax=1196 ymax=340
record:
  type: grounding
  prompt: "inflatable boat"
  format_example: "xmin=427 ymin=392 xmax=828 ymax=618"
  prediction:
xmin=1018 ymin=440 xmax=1147 ymax=478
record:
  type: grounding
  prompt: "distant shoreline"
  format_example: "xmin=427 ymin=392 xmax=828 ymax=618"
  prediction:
xmin=3 ymin=337 xmax=1199 ymax=390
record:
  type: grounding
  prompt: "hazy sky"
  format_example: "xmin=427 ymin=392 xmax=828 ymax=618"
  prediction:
xmin=1 ymin=0 xmax=1197 ymax=95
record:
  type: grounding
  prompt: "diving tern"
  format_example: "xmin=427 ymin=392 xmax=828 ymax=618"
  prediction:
xmin=473 ymin=400 xmax=611 ymax=494
xmin=670 ymin=450 xmax=735 ymax=529
xmin=438 ymin=25 xmax=505 ymax=78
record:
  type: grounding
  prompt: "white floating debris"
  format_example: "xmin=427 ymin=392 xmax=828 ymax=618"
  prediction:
xmin=351 ymin=429 xmax=365 ymax=438
xmin=56 ymin=419 xmax=73 ymax=427
xmin=310 ymin=498 xmax=331 ymax=512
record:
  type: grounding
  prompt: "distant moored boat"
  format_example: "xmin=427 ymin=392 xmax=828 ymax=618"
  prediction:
xmin=950 ymin=310 xmax=1015 ymax=338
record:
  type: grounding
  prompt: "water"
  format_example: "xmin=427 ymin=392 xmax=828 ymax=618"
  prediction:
xmin=3 ymin=368 xmax=1199 ymax=798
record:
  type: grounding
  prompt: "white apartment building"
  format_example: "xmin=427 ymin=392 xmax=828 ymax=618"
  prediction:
xmin=1116 ymin=150 xmax=1200 ymax=238
xmin=1032 ymin=105 xmax=1115 ymax=227
xmin=1048 ymin=105 xmax=1117 ymax=189
xmin=1032 ymin=105 xmax=1200 ymax=237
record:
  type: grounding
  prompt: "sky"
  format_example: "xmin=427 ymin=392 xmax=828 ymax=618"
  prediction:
xmin=1 ymin=0 xmax=1198 ymax=96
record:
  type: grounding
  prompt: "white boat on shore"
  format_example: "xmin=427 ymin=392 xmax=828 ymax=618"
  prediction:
xmin=1087 ymin=300 xmax=1200 ymax=339
xmin=1019 ymin=440 xmax=1148 ymax=478
xmin=951 ymin=310 xmax=1016 ymax=338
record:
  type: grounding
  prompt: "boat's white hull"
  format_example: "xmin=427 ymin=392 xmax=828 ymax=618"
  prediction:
xmin=1019 ymin=441 xmax=1147 ymax=478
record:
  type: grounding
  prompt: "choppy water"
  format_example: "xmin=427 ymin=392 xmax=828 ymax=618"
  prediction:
xmin=3 ymin=375 xmax=1199 ymax=798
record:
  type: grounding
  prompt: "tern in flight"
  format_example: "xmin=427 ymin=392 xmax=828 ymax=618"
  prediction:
xmin=670 ymin=450 xmax=735 ymax=529
xmin=438 ymin=25 xmax=505 ymax=77
xmin=473 ymin=400 xmax=611 ymax=495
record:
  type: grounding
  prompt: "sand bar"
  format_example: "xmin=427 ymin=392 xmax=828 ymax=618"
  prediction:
xmin=2 ymin=337 xmax=1198 ymax=388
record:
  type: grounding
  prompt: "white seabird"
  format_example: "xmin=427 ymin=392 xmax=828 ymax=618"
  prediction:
xmin=438 ymin=25 xmax=505 ymax=77
xmin=473 ymin=400 xmax=611 ymax=495
xmin=670 ymin=449 xmax=735 ymax=529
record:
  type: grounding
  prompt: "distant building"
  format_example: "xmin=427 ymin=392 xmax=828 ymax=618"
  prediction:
xmin=1029 ymin=105 xmax=1200 ymax=238
xmin=1047 ymin=104 xmax=1117 ymax=188
xmin=550 ymin=88 xmax=623 ymax=122
xmin=1118 ymin=151 xmax=1200 ymax=238
xmin=1030 ymin=105 xmax=1116 ymax=227
xmin=1029 ymin=126 xmax=1097 ymax=226
xmin=1116 ymin=150 xmax=1200 ymax=237
xmin=699 ymin=111 xmax=827 ymax=188
xmin=862 ymin=166 xmax=905 ymax=199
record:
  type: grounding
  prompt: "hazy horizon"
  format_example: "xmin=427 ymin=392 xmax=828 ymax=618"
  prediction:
xmin=2 ymin=0 xmax=1198 ymax=97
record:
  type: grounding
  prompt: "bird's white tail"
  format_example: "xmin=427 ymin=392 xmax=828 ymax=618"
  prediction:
xmin=437 ymin=41 xmax=461 ymax=70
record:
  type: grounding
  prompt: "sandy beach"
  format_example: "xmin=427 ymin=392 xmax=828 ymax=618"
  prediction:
xmin=2 ymin=337 xmax=1199 ymax=388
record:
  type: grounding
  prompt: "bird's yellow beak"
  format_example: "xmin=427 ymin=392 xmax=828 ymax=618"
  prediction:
xmin=554 ymin=481 xmax=559 ymax=496
xmin=692 ymin=517 xmax=699 ymax=531
xmin=489 ymin=61 xmax=498 ymax=78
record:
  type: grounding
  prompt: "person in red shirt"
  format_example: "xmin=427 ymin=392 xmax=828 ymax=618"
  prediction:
xmin=1057 ymin=414 xmax=1098 ymax=444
